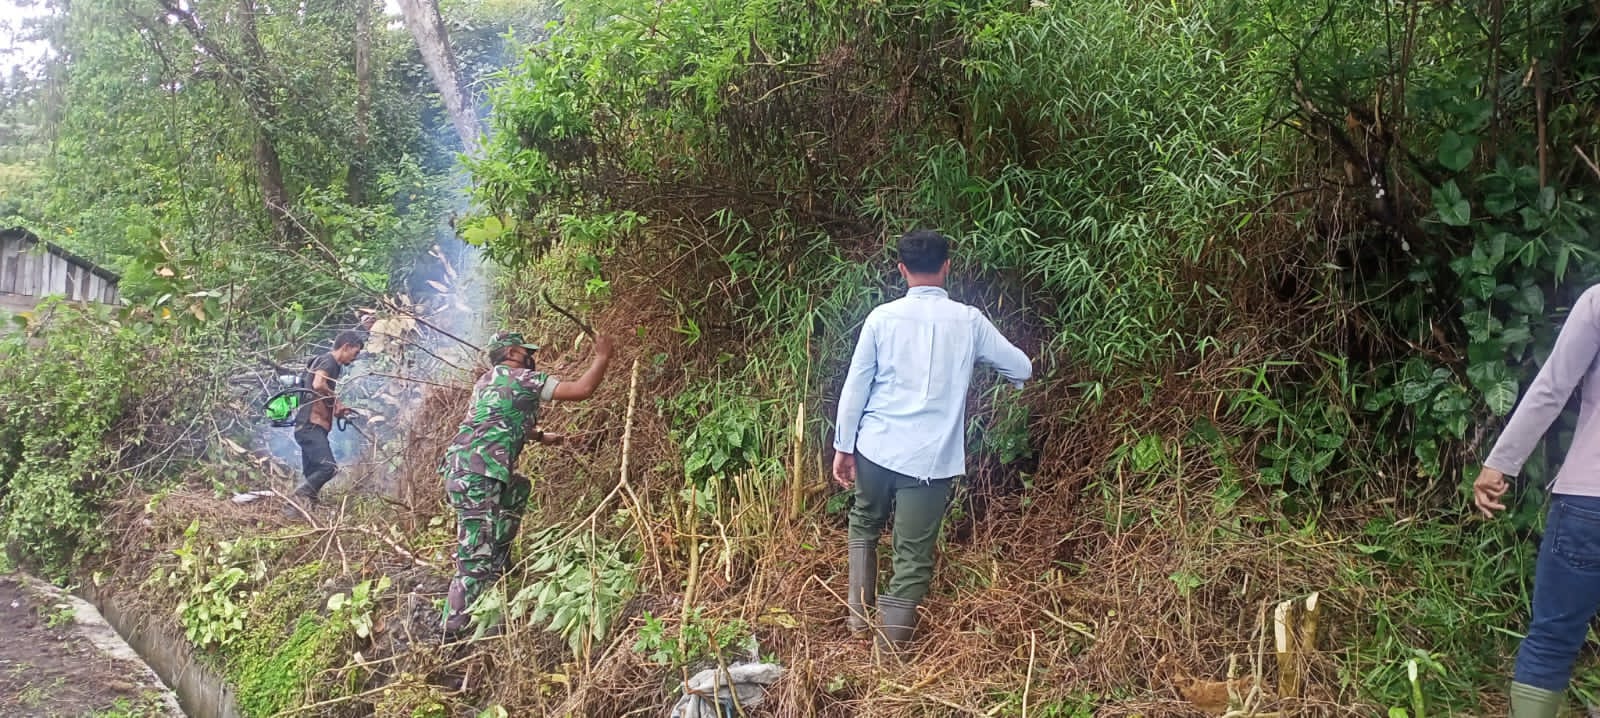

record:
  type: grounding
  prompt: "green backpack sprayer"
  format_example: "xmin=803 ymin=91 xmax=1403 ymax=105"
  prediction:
xmin=262 ymin=359 xmax=364 ymax=433
xmin=263 ymin=359 xmax=316 ymax=428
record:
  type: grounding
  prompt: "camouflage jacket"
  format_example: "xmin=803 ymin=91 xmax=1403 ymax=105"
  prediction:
xmin=441 ymin=365 xmax=559 ymax=482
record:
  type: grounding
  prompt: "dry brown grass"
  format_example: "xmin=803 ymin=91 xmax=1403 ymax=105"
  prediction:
xmin=77 ymin=212 xmax=1432 ymax=717
xmin=249 ymin=250 xmax=1380 ymax=717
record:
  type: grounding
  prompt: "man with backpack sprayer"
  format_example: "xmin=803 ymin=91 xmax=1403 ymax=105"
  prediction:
xmin=281 ymin=330 xmax=366 ymax=517
xmin=440 ymin=329 xmax=615 ymax=638
xmin=832 ymin=230 xmax=1032 ymax=653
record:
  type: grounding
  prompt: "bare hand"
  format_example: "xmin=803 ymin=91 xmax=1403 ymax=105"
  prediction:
xmin=1473 ymin=467 xmax=1510 ymax=519
xmin=593 ymin=334 xmax=616 ymax=357
xmin=539 ymin=432 xmax=566 ymax=446
xmin=336 ymin=406 xmax=358 ymax=419
xmin=832 ymin=452 xmax=856 ymax=489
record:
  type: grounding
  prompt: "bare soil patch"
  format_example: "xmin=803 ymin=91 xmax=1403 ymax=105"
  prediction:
xmin=0 ymin=574 xmax=169 ymax=718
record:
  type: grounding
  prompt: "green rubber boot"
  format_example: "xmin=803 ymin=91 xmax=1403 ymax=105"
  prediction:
xmin=875 ymin=595 xmax=919 ymax=654
xmin=1508 ymin=682 xmax=1562 ymax=718
xmin=846 ymin=539 xmax=877 ymax=636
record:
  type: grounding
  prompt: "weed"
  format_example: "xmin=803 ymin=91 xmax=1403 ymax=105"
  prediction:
xmin=633 ymin=607 xmax=753 ymax=668
xmin=88 ymin=693 xmax=169 ymax=718
xmin=504 ymin=525 xmax=637 ymax=656
xmin=43 ymin=603 xmax=76 ymax=628
xmin=17 ymin=677 xmax=62 ymax=707
xmin=231 ymin=612 xmax=340 ymax=717
xmin=326 ymin=575 xmax=391 ymax=639
xmin=167 ymin=522 xmax=267 ymax=648
xmin=225 ymin=562 xmax=335 ymax=717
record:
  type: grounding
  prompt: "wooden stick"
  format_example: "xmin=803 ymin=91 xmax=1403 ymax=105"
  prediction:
xmin=559 ymin=359 xmax=645 ymax=550
xmin=615 ymin=359 xmax=655 ymax=576
xmin=543 ymin=288 xmax=595 ymax=337
xmin=1226 ymin=653 xmax=1240 ymax=711
xmin=1022 ymin=631 xmax=1036 ymax=718
xmin=788 ymin=401 xmax=806 ymax=519
xmin=883 ymin=682 xmax=986 ymax=716
xmin=1274 ymin=598 xmax=1299 ymax=699
xmin=679 ymin=483 xmax=703 ymax=664
xmin=1575 ymin=144 xmax=1600 ymax=184
xmin=1534 ymin=60 xmax=1549 ymax=189
xmin=1299 ymin=591 xmax=1321 ymax=658
xmin=1037 ymin=607 xmax=1097 ymax=640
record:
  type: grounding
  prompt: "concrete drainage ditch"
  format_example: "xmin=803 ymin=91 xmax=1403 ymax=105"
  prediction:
xmin=72 ymin=580 xmax=243 ymax=718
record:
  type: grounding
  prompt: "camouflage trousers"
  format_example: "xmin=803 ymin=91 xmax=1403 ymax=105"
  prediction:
xmin=442 ymin=471 xmax=531 ymax=634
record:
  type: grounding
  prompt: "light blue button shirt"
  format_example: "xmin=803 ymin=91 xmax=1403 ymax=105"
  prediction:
xmin=833 ymin=286 xmax=1033 ymax=480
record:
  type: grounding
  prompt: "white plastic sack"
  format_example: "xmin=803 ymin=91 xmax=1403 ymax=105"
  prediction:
xmin=669 ymin=662 xmax=785 ymax=718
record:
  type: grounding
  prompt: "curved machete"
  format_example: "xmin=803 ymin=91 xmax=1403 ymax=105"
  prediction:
xmin=543 ymin=289 xmax=596 ymax=338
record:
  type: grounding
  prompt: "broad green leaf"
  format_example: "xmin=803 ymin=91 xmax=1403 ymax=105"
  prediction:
xmin=1434 ymin=181 xmax=1472 ymax=226
xmin=1500 ymin=322 xmax=1533 ymax=347
xmin=1510 ymin=285 xmax=1544 ymax=315
xmin=1462 ymin=274 xmax=1496 ymax=301
xmin=1400 ymin=379 xmax=1436 ymax=405
xmin=1521 ymin=206 xmax=1546 ymax=230
xmin=1467 ymin=360 xmax=1511 ymax=394
xmin=1484 ymin=189 xmax=1519 ymax=216
xmin=1463 ymin=310 xmax=1502 ymax=343
xmin=1437 ymin=131 xmax=1476 ymax=171
xmin=1483 ymin=379 xmax=1519 ymax=416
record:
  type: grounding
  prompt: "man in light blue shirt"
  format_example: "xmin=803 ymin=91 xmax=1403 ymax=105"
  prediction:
xmin=832 ymin=229 xmax=1032 ymax=652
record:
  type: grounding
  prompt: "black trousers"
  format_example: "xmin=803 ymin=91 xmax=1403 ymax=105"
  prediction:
xmin=293 ymin=424 xmax=337 ymax=497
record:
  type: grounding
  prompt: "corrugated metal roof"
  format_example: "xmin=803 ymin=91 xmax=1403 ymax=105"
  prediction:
xmin=0 ymin=227 xmax=121 ymax=285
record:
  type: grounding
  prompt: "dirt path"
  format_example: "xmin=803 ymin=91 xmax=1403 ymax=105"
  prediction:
xmin=0 ymin=574 xmax=179 ymax=718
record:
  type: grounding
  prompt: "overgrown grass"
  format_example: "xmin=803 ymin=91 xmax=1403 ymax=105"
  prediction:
xmin=16 ymin=0 xmax=1599 ymax=714
xmin=449 ymin=0 xmax=1598 ymax=711
xmin=0 ymin=301 xmax=210 ymax=579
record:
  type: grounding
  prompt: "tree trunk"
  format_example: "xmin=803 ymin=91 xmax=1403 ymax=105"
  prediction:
xmin=159 ymin=0 xmax=295 ymax=242
xmin=253 ymin=135 xmax=293 ymax=236
xmin=350 ymin=0 xmax=372 ymax=203
xmin=234 ymin=0 xmax=293 ymax=241
xmin=395 ymin=0 xmax=478 ymax=153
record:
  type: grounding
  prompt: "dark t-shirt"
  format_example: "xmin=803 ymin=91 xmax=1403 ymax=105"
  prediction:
xmin=294 ymin=352 xmax=343 ymax=429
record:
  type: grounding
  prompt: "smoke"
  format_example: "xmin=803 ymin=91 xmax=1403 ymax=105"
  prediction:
xmin=248 ymin=5 xmax=552 ymax=496
xmin=338 ymin=225 xmax=495 ymax=497
xmin=252 ymin=214 xmax=495 ymax=498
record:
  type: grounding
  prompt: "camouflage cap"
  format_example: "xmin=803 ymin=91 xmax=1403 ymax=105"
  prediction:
xmin=487 ymin=331 xmax=540 ymax=355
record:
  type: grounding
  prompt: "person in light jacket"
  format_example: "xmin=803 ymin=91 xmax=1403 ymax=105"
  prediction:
xmin=1475 ymin=285 xmax=1600 ymax=717
xmin=832 ymin=229 xmax=1032 ymax=652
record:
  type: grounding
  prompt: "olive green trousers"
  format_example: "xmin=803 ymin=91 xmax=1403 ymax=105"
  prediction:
xmin=847 ymin=454 xmax=955 ymax=602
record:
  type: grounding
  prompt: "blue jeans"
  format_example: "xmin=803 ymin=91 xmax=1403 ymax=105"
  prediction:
xmin=1515 ymin=493 xmax=1600 ymax=691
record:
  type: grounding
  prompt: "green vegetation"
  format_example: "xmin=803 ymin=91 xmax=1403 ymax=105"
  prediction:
xmin=463 ymin=0 xmax=1599 ymax=712
xmin=232 ymin=613 xmax=341 ymax=716
xmin=633 ymin=607 xmax=753 ymax=668
xmin=0 ymin=0 xmax=1597 ymax=714
xmin=87 ymin=694 xmax=172 ymax=718
xmin=503 ymin=525 xmax=638 ymax=654
xmin=0 ymin=302 xmax=207 ymax=578
xmin=227 ymin=563 xmax=345 ymax=716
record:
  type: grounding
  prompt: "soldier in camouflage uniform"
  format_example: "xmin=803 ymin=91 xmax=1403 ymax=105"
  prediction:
xmin=441 ymin=330 xmax=616 ymax=636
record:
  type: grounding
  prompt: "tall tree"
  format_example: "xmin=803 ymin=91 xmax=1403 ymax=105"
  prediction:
xmin=156 ymin=0 xmax=295 ymax=242
xmin=351 ymin=0 xmax=373 ymax=202
xmin=395 ymin=0 xmax=478 ymax=153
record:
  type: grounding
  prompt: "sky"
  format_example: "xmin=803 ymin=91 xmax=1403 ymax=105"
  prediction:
xmin=0 ymin=0 xmax=405 ymax=76
xmin=0 ymin=1 xmax=51 ymax=74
